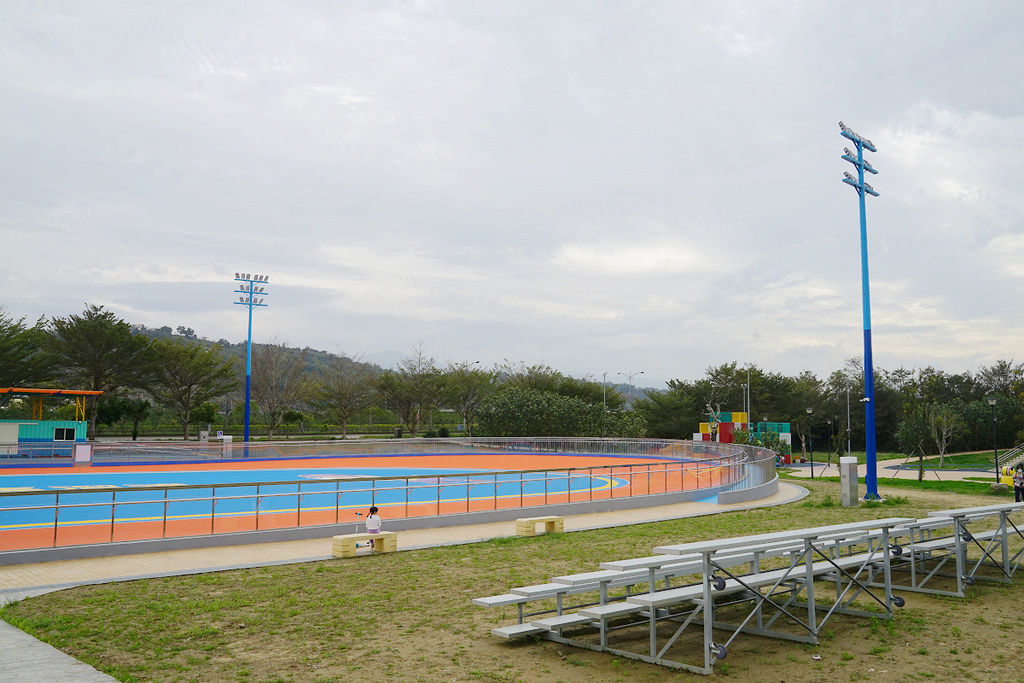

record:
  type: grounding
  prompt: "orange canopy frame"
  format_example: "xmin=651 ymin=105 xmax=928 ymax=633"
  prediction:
xmin=0 ymin=388 xmax=105 ymax=421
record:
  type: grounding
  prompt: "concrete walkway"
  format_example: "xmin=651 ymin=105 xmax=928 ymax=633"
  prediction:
xmin=0 ymin=483 xmax=807 ymax=682
xmin=781 ymin=456 xmax=999 ymax=483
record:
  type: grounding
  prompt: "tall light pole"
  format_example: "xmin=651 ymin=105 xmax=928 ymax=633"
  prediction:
xmin=617 ymin=371 xmax=644 ymax=404
xmin=840 ymin=121 xmax=881 ymax=500
xmin=234 ymin=272 xmax=269 ymax=443
xmin=602 ymin=371 xmax=608 ymax=437
xmin=806 ymin=407 xmax=814 ymax=479
xmin=988 ymin=396 xmax=998 ymax=482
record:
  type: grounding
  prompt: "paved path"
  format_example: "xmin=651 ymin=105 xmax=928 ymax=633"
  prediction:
xmin=781 ymin=456 xmax=997 ymax=483
xmin=0 ymin=483 xmax=806 ymax=682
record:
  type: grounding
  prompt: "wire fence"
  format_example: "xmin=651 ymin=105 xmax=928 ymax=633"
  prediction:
xmin=0 ymin=439 xmax=777 ymax=552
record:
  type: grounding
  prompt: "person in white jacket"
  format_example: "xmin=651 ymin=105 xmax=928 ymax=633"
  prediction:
xmin=365 ymin=506 xmax=382 ymax=547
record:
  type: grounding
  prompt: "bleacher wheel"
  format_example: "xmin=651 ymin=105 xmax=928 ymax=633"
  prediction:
xmin=710 ymin=643 xmax=728 ymax=660
xmin=961 ymin=531 xmax=973 ymax=542
xmin=890 ymin=595 xmax=905 ymax=608
xmin=711 ymin=575 xmax=726 ymax=591
xmin=963 ymin=576 xmax=976 ymax=586
xmin=890 ymin=543 xmax=903 ymax=557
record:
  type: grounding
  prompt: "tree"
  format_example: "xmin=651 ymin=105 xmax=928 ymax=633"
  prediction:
xmin=929 ymin=400 xmax=966 ymax=465
xmin=896 ymin=403 xmax=931 ymax=481
xmin=0 ymin=306 xmax=51 ymax=387
xmin=45 ymin=304 xmax=154 ymax=438
xmin=247 ymin=341 xmax=310 ymax=438
xmin=476 ymin=387 xmax=603 ymax=437
xmin=122 ymin=397 xmax=151 ymax=441
xmin=312 ymin=354 xmax=379 ymax=437
xmin=378 ymin=345 xmax=441 ymax=437
xmin=150 ymin=339 xmax=239 ymax=440
xmin=496 ymin=360 xmax=564 ymax=393
xmin=440 ymin=361 xmax=497 ymax=437
xmin=634 ymin=383 xmax=698 ymax=439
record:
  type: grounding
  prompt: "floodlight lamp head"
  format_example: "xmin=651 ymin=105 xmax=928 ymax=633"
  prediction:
xmin=235 ymin=272 xmax=240 ymax=279
xmin=844 ymin=171 xmax=857 ymax=182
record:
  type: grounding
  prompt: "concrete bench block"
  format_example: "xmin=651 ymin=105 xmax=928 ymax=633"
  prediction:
xmin=332 ymin=531 xmax=398 ymax=558
xmin=516 ymin=515 xmax=564 ymax=536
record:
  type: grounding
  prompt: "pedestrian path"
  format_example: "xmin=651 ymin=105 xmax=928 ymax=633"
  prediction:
xmin=0 ymin=483 xmax=806 ymax=682
xmin=781 ymin=457 xmax=991 ymax=482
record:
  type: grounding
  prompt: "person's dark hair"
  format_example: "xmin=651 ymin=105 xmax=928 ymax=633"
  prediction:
xmin=369 ymin=506 xmax=379 ymax=515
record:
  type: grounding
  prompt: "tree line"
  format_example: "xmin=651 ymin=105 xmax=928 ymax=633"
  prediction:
xmin=636 ymin=360 xmax=1024 ymax=459
xmin=3 ymin=304 xmax=1022 ymax=454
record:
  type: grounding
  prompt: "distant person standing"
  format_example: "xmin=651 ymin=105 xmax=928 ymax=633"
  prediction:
xmin=1013 ymin=465 xmax=1024 ymax=503
xmin=365 ymin=506 xmax=382 ymax=547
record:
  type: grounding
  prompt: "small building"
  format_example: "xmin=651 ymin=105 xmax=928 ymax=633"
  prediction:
xmin=0 ymin=388 xmax=101 ymax=457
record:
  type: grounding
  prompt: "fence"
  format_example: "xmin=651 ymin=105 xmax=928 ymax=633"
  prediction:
xmin=0 ymin=438 xmax=777 ymax=553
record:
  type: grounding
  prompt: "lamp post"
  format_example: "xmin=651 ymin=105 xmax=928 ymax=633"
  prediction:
xmin=617 ymin=371 xmax=644 ymax=403
xmin=806 ymin=407 xmax=814 ymax=479
xmin=988 ymin=396 xmax=998 ymax=482
xmin=602 ymin=371 xmax=608 ymax=437
xmin=233 ymin=272 xmax=270 ymax=444
xmin=840 ymin=121 xmax=881 ymax=500
xmin=827 ymin=418 xmax=833 ymax=467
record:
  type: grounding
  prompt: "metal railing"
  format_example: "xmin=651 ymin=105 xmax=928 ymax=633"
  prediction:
xmin=0 ymin=439 xmax=777 ymax=552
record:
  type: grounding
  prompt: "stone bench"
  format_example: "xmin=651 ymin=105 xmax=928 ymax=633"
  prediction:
xmin=516 ymin=515 xmax=564 ymax=536
xmin=332 ymin=531 xmax=398 ymax=558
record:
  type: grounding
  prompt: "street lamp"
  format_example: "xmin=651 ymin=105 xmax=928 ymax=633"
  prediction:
xmin=826 ymin=418 xmax=833 ymax=468
xmin=617 ymin=371 xmax=644 ymax=403
xmin=988 ymin=396 xmax=998 ymax=482
xmin=602 ymin=371 xmax=608 ymax=437
xmin=840 ymin=121 xmax=881 ymax=500
xmin=233 ymin=272 xmax=270 ymax=444
xmin=806 ymin=407 xmax=814 ymax=479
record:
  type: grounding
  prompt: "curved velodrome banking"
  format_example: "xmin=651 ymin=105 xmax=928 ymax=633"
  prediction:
xmin=0 ymin=453 xmax=726 ymax=551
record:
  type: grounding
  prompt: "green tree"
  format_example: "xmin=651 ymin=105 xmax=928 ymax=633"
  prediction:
xmin=929 ymin=400 xmax=966 ymax=465
xmin=896 ymin=402 xmax=931 ymax=481
xmin=476 ymin=387 xmax=602 ymax=437
xmin=440 ymin=361 xmax=497 ymax=437
xmin=248 ymin=341 xmax=310 ymax=438
xmin=45 ymin=304 xmax=154 ymax=438
xmin=496 ymin=360 xmax=563 ymax=393
xmin=150 ymin=339 xmax=238 ymax=440
xmin=378 ymin=345 xmax=441 ymax=437
xmin=0 ymin=306 xmax=51 ymax=387
xmin=312 ymin=354 xmax=379 ymax=437
xmin=634 ymin=382 xmax=699 ymax=439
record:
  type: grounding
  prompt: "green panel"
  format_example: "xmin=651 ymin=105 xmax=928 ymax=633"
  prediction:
xmin=4 ymin=420 xmax=88 ymax=442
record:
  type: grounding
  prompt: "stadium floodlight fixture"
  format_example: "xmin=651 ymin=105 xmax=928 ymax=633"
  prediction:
xmin=233 ymin=272 xmax=271 ymax=445
xmin=839 ymin=120 xmax=881 ymax=499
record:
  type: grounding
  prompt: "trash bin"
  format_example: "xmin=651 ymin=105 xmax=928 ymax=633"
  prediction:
xmin=393 ymin=427 xmax=403 ymax=438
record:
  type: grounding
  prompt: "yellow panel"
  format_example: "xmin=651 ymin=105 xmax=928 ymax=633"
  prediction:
xmin=699 ymin=423 xmax=710 ymax=434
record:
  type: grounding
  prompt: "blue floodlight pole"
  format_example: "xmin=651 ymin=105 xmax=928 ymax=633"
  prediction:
xmin=840 ymin=121 xmax=881 ymax=500
xmin=233 ymin=273 xmax=270 ymax=444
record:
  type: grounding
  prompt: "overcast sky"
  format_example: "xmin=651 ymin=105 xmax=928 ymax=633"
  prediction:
xmin=3 ymin=1 xmax=1023 ymax=390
